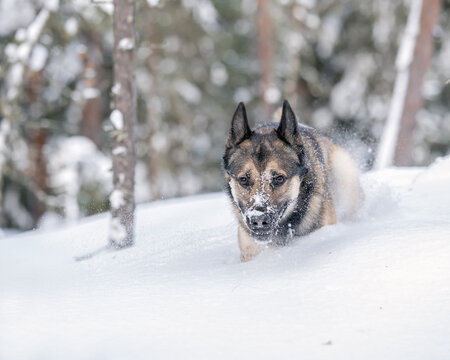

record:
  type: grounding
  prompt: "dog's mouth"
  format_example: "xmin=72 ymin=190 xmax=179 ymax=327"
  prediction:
xmin=249 ymin=229 xmax=275 ymax=242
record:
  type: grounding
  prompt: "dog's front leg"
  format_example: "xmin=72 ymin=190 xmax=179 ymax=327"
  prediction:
xmin=238 ymin=226 xmax=266 ymax=262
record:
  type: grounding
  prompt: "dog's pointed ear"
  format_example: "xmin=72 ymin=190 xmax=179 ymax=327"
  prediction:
xmin=277 ymin=100 xmax=298 ymax=144
xmin=227 ymin=102 xmax=252 ymax=148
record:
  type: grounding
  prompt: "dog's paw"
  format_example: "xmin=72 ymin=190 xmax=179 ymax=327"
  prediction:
xmin=240 ymin=253 xmax=253 ymax=262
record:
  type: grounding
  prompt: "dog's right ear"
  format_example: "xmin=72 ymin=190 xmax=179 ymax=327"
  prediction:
xmin=226 ymin=102 xmax=252 ymax=148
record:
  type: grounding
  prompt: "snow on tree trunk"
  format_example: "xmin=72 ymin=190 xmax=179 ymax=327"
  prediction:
xmin=257 ymin=0 xmax=276 ymax=122
xmin=109 ymin=0 xmax=136 ymax=248
xmin=375 ymin=0 xmax=441 ymax=169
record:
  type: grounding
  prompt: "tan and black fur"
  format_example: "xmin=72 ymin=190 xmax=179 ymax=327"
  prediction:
xmin=223 ymin=100 xmax=363 ymax=261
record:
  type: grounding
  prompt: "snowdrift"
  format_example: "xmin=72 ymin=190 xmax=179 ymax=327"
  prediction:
xmin=1 ymin=156 xmax=450 ymax=360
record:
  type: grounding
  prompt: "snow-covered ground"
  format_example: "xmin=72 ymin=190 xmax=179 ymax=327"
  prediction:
xmin=1 ymin=157 xmax=450 ymax=360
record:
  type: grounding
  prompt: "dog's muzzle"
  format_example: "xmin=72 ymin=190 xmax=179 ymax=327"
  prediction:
xmin=246 ymin=212 xmax=275 ymax=241
xmin=244 ymin=202 xmax=292 ymax=241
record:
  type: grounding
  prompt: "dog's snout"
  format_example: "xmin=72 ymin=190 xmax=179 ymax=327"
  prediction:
xmin=250 ymin=214 xmax=271 ymax=228
xmin=245 ymin=204 xmax=275 ymax=239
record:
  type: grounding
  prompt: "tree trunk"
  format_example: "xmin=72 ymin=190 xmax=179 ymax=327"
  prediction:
xmin=257 ymin=0 xmax=274 ymax=122
xmin=28 ymin=126 xmax=47 ymax=224
xmin=80 ymin=33 xmax=103 ymax=148
xmin=109 ymin=0 xmax=136 ymax=248
xmin=144 ymin=20 xmax=162 ymax=201
xmin=26 ymin=68 xmax=47 ymax=225
xmin=375 ymin=0 xmax=441 ymax=169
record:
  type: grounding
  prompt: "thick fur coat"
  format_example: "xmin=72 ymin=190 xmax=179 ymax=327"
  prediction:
xmin=223 ymin=100 xmax=363 ymax=261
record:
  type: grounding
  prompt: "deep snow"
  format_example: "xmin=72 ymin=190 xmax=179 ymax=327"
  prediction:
xmin=1 ymin=157 xmax=450 ymax=359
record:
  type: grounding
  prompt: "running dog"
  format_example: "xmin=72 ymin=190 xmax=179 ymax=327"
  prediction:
xmin=223 ymin=100 xmax=363 ymax=261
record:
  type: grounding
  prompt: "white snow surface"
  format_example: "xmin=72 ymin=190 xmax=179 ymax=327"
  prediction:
xmin=1 ymin=156 xmax=450 ymax=359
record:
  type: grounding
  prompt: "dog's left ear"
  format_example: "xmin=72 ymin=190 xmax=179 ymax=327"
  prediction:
xmin=277 ymin=100 xmax=298 ymax=144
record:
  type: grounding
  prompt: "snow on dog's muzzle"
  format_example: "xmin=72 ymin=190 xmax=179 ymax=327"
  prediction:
xmin=245 ymin=207 xmax=276 ymax=241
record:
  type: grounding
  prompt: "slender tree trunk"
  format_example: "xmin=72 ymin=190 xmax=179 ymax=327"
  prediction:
xmin=28 ymin=127 xmax=47 ymax=223
xmin=26 ymin=69 xmax=47 ymax=224
xmin=257 ymin=0 xmax=274 ymax=122
xmin=109 ymin=0 xmax=136 ymax=248
xmin=375 ymin=0 xmax=440 ymax=169
xmin=144 ymin=21 xmax=162 ymax=200
xmin=146 ymin=70 xmax=162 ymax=201
xmin=0 ymin=120 xmax=8 ymax=227
xmin=80 ymin=33 xmax=103 ymax=148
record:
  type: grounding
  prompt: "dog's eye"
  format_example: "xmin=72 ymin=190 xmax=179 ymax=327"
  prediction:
xmin=273 ymin=175 xmax=286 ymax=186
xmin=238 ymin=176 xmax=249 ymax=187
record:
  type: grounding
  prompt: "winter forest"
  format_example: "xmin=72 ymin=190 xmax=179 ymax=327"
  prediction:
xmin=1 ymin=0 xmax=450 ymax=359
xmin=0 ymin=0 xmax=448 ymax=233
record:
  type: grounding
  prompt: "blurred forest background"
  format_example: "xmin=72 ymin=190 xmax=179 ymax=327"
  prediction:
xmin=0 ymin=0 xmax=449 ymax=232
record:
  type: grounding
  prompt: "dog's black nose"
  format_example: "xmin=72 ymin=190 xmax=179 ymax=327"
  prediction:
xmin=249 ymin=214 xmax=271 ymax=229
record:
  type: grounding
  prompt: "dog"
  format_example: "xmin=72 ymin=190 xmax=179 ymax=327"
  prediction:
xmin=223 ymin=100 xmax=363 ymax=261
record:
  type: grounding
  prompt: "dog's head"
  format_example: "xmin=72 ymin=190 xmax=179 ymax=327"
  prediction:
xmin=223 ymin=100 xmax=309 ymax=242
